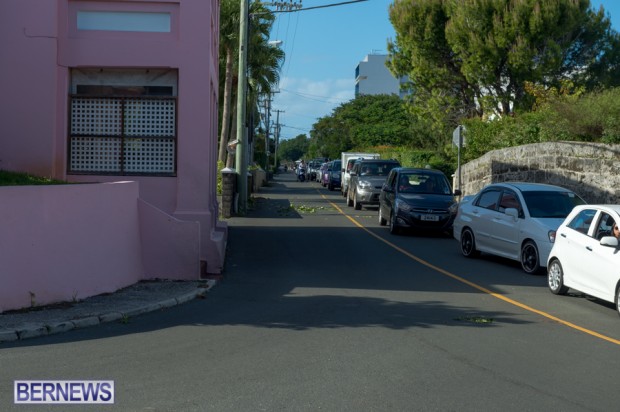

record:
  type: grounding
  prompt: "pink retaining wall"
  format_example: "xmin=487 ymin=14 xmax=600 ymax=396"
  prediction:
xmin=0 ymin=182 xmax=143 ymax=312
xmin=0 ymin=0 xmax=227 ymax=282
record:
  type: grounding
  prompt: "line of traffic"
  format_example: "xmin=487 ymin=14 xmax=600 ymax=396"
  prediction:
xmin=321 ymin=189 xmax=620 ymax=347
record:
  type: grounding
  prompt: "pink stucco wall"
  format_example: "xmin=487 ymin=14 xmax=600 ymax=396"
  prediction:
xmin=0 ymin=0 xmax=227 ymax=298
xmin=0 ymin=182 xmax=146 ymax=312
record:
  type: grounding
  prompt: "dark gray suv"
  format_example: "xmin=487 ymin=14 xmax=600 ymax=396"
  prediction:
xmin=378 ymin=167 xmax=461 ymax=235
xmin=346 ymin=159 xmax=400 ymax=210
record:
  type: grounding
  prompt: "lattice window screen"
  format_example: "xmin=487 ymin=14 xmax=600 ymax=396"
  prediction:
xmin=123 ymin=138 xmax=175 ymax=173
xmin=69 ymin=96 xmax=176 ymax=175
xmin=71 ymin=98 xmax=122 ymax=136
xmin=70 ymin=137 xmax=122 ymax=172
xmin=124 ymin=99 xmax=176 ymax=137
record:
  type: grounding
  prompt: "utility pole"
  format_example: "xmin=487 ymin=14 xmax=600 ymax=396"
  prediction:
xmin=264 ymin=94 xmax=271 ymax=173
xmin=273 ymin=109 xmax=284 ymax=170
xmin=235 ymin=0 xmax=249 ymax=213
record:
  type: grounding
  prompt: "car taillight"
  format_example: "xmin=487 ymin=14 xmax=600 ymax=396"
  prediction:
xmin=548 ymin=230 xmax=556 ymax=243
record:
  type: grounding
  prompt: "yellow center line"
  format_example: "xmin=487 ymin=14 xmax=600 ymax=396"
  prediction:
xmin=322 ymin=192 xmax=620 ymax=346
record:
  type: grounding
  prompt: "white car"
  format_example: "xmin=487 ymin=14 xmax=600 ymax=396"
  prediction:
xmin=547 ymin=205 xmax=620 ymax=315
xmin=453 ymin=182 xmax=586 ymax=274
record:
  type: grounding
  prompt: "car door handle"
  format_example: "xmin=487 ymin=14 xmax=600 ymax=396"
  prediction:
xmin=560 ymin=233 xmax=567 ymax=238
xmin=586 ymin=246 xmax=593 ymax=251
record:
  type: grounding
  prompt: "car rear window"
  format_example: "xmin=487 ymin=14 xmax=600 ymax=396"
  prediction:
xmin=522 ymin=191 xmax=586 ymax=218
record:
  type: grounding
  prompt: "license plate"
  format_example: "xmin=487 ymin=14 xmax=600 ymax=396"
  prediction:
xmin=421 ymin=214 xmax=439 ymax=222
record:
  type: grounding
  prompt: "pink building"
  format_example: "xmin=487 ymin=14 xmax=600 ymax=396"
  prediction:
xmin=0 ymin=0 xmax=226 ymax=311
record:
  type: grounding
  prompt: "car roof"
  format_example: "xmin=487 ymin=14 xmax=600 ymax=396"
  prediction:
xmin=484 ymin=182 xmax=576 ymax=193
xmin=572 ymin=204 xmax=620 ymax=214
xmin=394 ymin=167 xmax=446 ymax=175
xmin=356 ymin=159 xmax=398 ymax=163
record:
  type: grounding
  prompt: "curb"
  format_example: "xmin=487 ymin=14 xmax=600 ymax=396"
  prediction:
xmin=0 ymin=279 xmax=217 ymax=344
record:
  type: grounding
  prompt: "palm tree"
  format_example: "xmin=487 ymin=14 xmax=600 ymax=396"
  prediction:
xmin=217 ymin=0 xmax=285 ymax=166
xmin=218 ymin=0 xmax=240 ymax=165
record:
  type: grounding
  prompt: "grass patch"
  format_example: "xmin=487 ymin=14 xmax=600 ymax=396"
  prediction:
xmin=454 ymin=316 xmax=494 ymax=324
xmin=0 ymin=170 xmax=67 ymax=186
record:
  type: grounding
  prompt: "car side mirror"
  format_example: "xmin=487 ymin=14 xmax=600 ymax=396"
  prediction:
xmin=600 ymin=236 xmax=619 ymax=248
xmin=382 ymin=184 xmax=393 ymax=193
xmin=505 ymin=208 xmax=519 ymax=219
xmin=453 ymin=189 xmax=462 ymax=196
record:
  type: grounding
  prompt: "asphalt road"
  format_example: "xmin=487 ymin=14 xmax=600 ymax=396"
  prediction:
xmin=2 ymin=171 xmax=620 ymax=411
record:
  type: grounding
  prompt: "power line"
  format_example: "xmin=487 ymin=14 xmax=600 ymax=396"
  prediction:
xmin=272 ymin=0 xmax=369 ymax=14
xmin=280 ymin=87 xmax=350 ymax=104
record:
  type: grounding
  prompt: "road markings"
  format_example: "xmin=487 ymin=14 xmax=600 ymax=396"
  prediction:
xmin=324 ymin=194 xmax=620 ymax=346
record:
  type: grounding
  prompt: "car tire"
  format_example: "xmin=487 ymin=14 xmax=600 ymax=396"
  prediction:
xmin=389 ymin=212 xmax=400 ymax=235
xmin=615 ymin=285 xmax=620 ymax=318
xmin=548 ymin=259 xmax=569 ymax=295
xmin=347 ymin=190 xmax=353 ymax=207
xmin=379 ymin=208 xmax=387 ymax=226
xmin=354 ymin=193 xmax=362 ymax=210
xmin=521 ymin=240 xmax=541 ymax=274
xmin=460 ymin=228 xmax=480 ymax=258
xmin=328 ymin=183 xmax=334 ymax=191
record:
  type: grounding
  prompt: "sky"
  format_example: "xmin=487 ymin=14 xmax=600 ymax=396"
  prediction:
xmin=267 ymin=0 xmax=620 ymax=141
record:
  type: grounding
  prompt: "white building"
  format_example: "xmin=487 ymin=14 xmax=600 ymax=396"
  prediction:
xmin=355 ymin=53 xmax=407 ymax=97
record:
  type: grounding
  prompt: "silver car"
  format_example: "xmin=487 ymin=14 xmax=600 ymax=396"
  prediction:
xmin=453 ymin=182 xmax=586 ymax=274
xmin=346 ymin=159 xmax=400 ymax=210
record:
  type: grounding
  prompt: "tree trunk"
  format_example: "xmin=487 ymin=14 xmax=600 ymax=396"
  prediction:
xmin=226 ymin=104 xmax=237 ymax=168
xmin=218 ymin=47 xmax=235 ymax=164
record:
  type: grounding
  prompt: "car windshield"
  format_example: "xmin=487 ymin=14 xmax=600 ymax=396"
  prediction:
xmin=360 ymin=162 xmax=398 ymax=176
xmin=398 ymin=173 xmax=451 ymax=194
xmin=522 ymin=191 xmax=586 ymax=218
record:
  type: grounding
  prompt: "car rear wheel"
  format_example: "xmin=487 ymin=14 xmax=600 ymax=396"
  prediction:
xmin=379 ymin=208 xmax=387 ymax=226
xmin=389 ymin=212 xmax=400 ymax=235
xmin=548 ymin=259 xmax=569 ymax=295
xmin=328 ymin=183 xmax=334 ymax=191
xmin=353 ymin=193 xmax=362 ymax=210
xmin=616 ymin=285 xmax=620 ymax=318
xmin=460 ymin=228 xmax=479 ymax=258
xmin=521 ymin=240 xmax=540 ymax=274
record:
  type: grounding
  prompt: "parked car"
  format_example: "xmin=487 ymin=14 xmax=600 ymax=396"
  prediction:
xmin=378 ymin=168 xmax=461 ymax=235
xmin=547 ymin=205 xmax=620 ymax=315
xmin=454 ymin=182 xmax=586 ymax=274
xmin=307 ymin=160 xmax=319 ymax=181
xmin=318 ymin=162 xmax=329 ymax=185
xmin=326 ymin=160 xmax=341 ymax=191
xmin=340 ymin=152 xmax=380 ymax=197
xmin=346 ymin=159 xmax=400 ymax=210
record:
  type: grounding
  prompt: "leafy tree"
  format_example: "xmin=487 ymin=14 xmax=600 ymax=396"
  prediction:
xmin=217 ymin=1 xmax=284 ymax=165
xmin=277 ymin=134 xmax=309 ymax=162
xmin=307 ymin=94 xmax=415 ymax=159
xmin=217 ymin=0 xmax=240 ymax=164
xmin=461 ymin=86 xmax=620 ymax=160
xmin=388 ymin=0 xmax=620 ymax=130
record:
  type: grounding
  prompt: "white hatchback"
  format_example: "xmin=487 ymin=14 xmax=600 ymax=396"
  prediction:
xmin=547 ymin=205 xmax=620 ymax=315
xmin=454 ymin=182 xmax=586 ymax=274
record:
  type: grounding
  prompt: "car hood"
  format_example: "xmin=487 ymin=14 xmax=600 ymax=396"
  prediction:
xmin=359 ymin=176 xmax=388 ymax=186
xmin=528 ymin=217 xmax=565 ymax=231
xmin=398 ymin=193 xmax=456 ymax=208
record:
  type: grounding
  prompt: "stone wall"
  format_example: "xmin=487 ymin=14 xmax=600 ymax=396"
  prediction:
xmin=457 ymin=141 xmax=620 ymax=203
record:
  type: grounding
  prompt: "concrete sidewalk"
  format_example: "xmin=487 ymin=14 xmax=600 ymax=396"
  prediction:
xmin=0 ymin=279 xmax=218 ymax=343
xmin=0 ymin=169 xmax=305 ymax=344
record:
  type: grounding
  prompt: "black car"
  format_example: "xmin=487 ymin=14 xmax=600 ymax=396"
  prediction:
xmin=378 ymin=168 xmax=461 ymax=235
xmin=326 ymin=160 xmax=341 ymax=191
